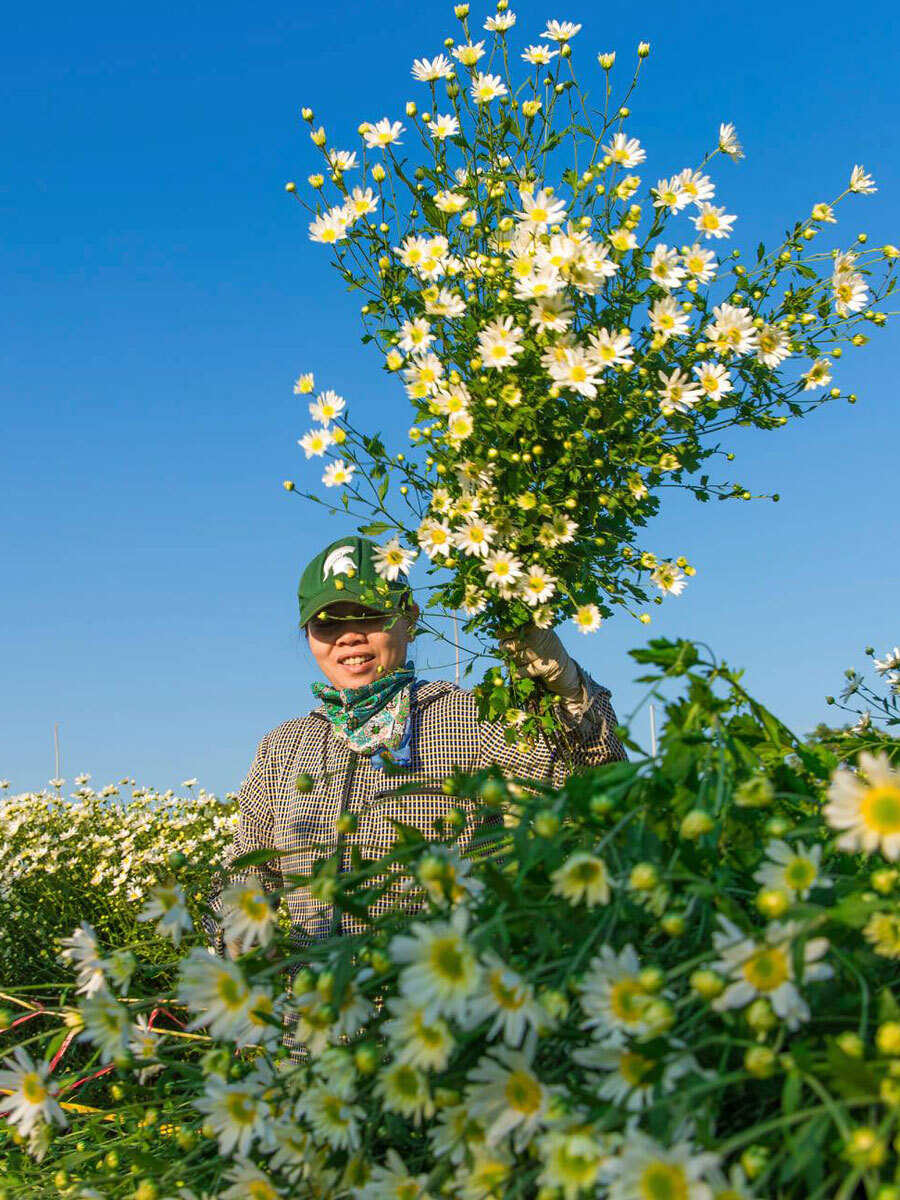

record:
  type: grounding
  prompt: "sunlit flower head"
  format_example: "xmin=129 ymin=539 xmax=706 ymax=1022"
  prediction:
xmin=718 ymin=122 xmax=744 ymax=160
xmin=298 ymin=428 xmax=335 ymax=458
xmin=362 ymin=118 xmax=405 ymax=149
xmin=309 ymin=389 xmax=345 ymax=424
xmin=372 ymin=538 xmax=417 ymax=581
xmin=471 ymin=72 xmax=508 ymax=104
xmin=551 ymin=851 xmax=611 ymax=905
xmin=825 ymin=752 xmax=900 ymax=860
xmin=0 ymin=1048 xmax=67 ymax=1138
xmin=428 ymin=112 xmax=461 ymax=140
xmin=542 ymin=20 xmax=582 ymax=41
xmin=849 ymin=164 xmax=876 ymax=194
xmin=522 ymin=43 xmax=558 ymax=64
xmin=412 ymin=54 xmax=454 ymax=82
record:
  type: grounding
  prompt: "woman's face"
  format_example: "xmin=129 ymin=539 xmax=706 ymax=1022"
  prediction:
xmin=305 ymin=601 xmax=416 ymax=689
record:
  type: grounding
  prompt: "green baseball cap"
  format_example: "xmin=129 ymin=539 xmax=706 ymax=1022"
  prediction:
xmin=298 ymin=535 xmax=413 ymax=628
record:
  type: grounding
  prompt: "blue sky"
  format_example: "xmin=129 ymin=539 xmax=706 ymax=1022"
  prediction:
xmin=2 ymin=0 xmax=898 ymax=798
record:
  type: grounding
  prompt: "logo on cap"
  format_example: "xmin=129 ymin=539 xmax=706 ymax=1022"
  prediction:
xmin=322 ymin=545 xmax=356 ymax=580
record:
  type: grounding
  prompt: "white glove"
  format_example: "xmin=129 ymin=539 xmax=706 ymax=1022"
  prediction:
xmin=498 ymin=624 xmax=593 ymax=724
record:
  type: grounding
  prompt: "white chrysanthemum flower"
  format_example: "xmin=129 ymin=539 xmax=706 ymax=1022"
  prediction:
xmin=78 ymin=989 xmax=132 ymax=1063
xmin=832 ymin=271 xmax=869 ymax=316
xmin=417 ymin=518 xmax=453 ymax=560
xmin=362 ymin=118 xmax=405 ymax=148
xmin=651 ymin=176 xmax=689 ymax=213
xmin=396 ymin=233 xmax=428 ymax=266
xmin=650 ymin=561 xmax=688 ymax=595
xmin=517 ymin=187 xmax=567 ymax=228
xmin=427 ymin=112 xmax=460 ymax=140
xmin=522 ymin=43 xmax=558 ymax=64
xmin=452 ymin=40 xmax=486 ymax=66
xmin=463 ymin=951 xmax=546 ymax=1048
xmin=519 ymin=567 xmax=556 ymax=607
xmin=398 ymin=317 xmax=434 ymax=354
xmin=657 ymin=369 xmax=702 ymax=415
xmin=309 ymin=389 xmax=345 ymax=424
xmin=825 ymin=751 xmax=900 ymax=859
xmin=195 ymin=1075 xmax=270 ymax=1157
xmin=471 ymin=72 xmax=508 ymax=104
xmin=322 ymin=460 xmax=355 ymax=489
xmin=677 ymin=168 xmax=716 ymax=205
xmin=390 ymin=906 xmax=481 ymax=1023
xmin=573 ymin=604 xmax=603 ymax=634
xmin=221 ymin=877 xmax=277 ymax=954
xmin=529 ymin=294 xmax=573 ymax=332
xmin=603 ymin=132 xmax=646 ymax=168
xmin=718 ymin=121 xmax=744 ymax=160
xmin=575 ymin=1043 xmax=697 ymax=1113
xmin=754 ymin=840 xmax=832 ymax=899
xmin=477 ymin=316 xmax=525 ymax=368
xmin=549 ymin=345 xmax=602 ymax=397
xmin=298 ymin=427 xmax=335 ymax=458
xmin=453 ymin=519 xmax=496 ymax=559
xmin=59 ymin=922 xmax=107 ymax=996
xmin=588 ymin=327 xmax=633 ymax=369
xmin=515 ymin=267 xmax=564 ymax=301
xmin=711 ymin=917 xmax=832 ymax=1029
xmin=446 ymin=410 xmax=474 ymax=443
xmin=485 ymin=12 xmax=516 ymax=31
xmin=424 ymin=286 xmax=466 ymax=317
xmin=296 ymin=1080 xmax=364 ymax=1149
xmin=693 ymin=361 xmax=733 ymax=400
xmin=693 ymin=203 xmax=736 ymax=240
xmin=177 ymin=947 xmax=273 ymax=1044
xmin=434 ymin=189 xmax=468 ymax=214
xmin=375 ymin=1061 xmax=435 ymax=1126
xmin=293 ymin=372 xmax=315 ymax=394
xmin=606 ymin=1130 xmax=720 ymax=1200
xmin=682 ymin=242 xmax=718 ymax=283
xmin=308 ymin=207 xmax=350 ymax=244
xmin=137 ymin=881 xmax=193 ymax=945
xmin=219 ymin=1158 xmax=281 ymax=1200
xmin=705 ymin=302 xmax=758 ymax=355
xmin=756 ymin=323 xmax=792 ymax=368
xmin=347 ymin=186 xmax=377 ymax=218
xmin=0 ymin=1048 xmax=67 ymax=1138
xmin=371 ymin=538 xmax=417 ymax=581
xmin=649 ymin=243 xmax=686 ymax=291
xmin=801 ymin=358 xmax=832 ymax=390
xmin=482 ymin=549 xmax=524 ymax=587
xmin=874 ymin=647 xmax=900 ymax=676
xmin=551 ymin=851 xmax=611 ymax=905
xmin=465 ymin=1040 xmax=552 ymax=1151
xmin=357 ymin=1149 xmax=433 ymax=1200
xmin=578 ymin=944 xmax=654 ymax=1043
xmin=542 ymin=20 xmax=582 ymax=41
xmin=411 ymin=54 xmax=454 ymax=82
xmin=649 ymin=296 xmax=690 ymax=341
xmin=461 ymin=585 xmax=488 ymax=615
xmin=326 ymin=148 xmax=357 ymax=173
xmin=849 ymin=164 xmax=876 ymax=194
xmin=383 ymin=994 xmax=456 ymax=1071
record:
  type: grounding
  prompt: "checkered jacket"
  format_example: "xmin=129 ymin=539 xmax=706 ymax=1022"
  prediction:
xmin=218 ymin=670 xmax=626 ymax=946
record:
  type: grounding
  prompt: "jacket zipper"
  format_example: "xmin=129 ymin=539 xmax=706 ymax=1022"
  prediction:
xmin=329 ymin=746 xmax=359 ymax=936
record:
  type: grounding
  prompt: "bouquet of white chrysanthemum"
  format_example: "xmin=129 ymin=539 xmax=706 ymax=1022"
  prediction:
xmin=284 ymin=3 xmax=896 ymax=725
xmin=4 ymin=640 xmax=900 ymax=1197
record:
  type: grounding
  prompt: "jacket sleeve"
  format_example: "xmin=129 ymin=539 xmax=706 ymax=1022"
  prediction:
xmin=476 ymin=660 xmax=627 ymax=789
xmin=204 ymin=732 xmax=283 ymax=954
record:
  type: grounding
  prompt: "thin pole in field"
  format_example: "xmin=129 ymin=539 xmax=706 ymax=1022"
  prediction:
xmin=649 ymin=703 xmax=657 ymax=757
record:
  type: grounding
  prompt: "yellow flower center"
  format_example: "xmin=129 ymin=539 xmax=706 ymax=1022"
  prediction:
xmin=490 ymin=344 xmax=508 ymax=360
xmin=22 ymin=1073 xmax=47 ymax=1105
xmin=248 ymin=1182 xmax=279 ymax=1200
xmin=321 ymin=228 xmax=337 ymax=243
xmin=609 ymin=979 xmax=648 ymax=1024
xmin=430 ymin=936 xmax=467 ymax=982
xmin=619 ymin=1050 xmax=654 ymax=1086
xmin=489 ymin=969 xmax=525 ymax=1011
xmin=862 ymin=786 xmax=900 ymax=834
xmin=504 ymin=1069 xmax=542 ymax=1114
xmin=322 ymin=1095 xmax=350 ymax=1125
xmin=742 ymin=946 xmax=789 ymax=992
xmin=552 ymin=1143 xmax=599 ymax=1184
xmin=784 ymin=858 xmax=816 ymax=890
xmin=570 ymin=365 xmax=587 ymax=382
xmin=700 ymin=213 xmax=720 ymax=230
xmin=639 ymin=1162 xmax=689 ymax=1200
xmin=225 ymin=1092 xmax=256 ymax=1126
xmin=530 ymin=207 xmax=548 ymax=222
xmin=393 ymin=1065 xmax=421 ymax=1098
xmin=239 ymin=893 xmax=269 ymax=920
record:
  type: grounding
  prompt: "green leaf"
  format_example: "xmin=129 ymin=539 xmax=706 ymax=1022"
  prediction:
xmin=359 ymin=521 xmax=394 ymax=536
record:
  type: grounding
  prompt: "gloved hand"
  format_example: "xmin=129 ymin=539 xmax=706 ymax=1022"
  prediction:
xmin=497 ymin=624 xmax=593 ymax=724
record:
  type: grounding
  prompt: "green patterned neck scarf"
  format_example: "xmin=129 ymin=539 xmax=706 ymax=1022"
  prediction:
xmin=311 ymin=660 xmax=416 ymax=754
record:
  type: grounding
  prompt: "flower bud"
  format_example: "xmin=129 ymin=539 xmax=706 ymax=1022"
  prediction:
xmin=756 ymin=888 xmax=789 ymax=919
xmin=835 ymin=1031 xmax=865 ymax=1058
xmin=690 ymin=969 xmax=724 ymax=1000
xmin=310 ymin=127 xmax=326 ymax=147
xmin=301 ymin=107 xmax=314 ymax=122
xmin=284 ymin=180 xmax=297 ymax=193
xmin=637 ymin=41 xmax=650 ymax=57
xmin=680 ymin=809 xmax=713 ymax=840
xmin=629 ymin=862 xmax=658 ymax=891
xmin=371 ymin=163 xmax=387 ymax=182
xmin=744 ymin=1045 xmax=776 ymax=1078
xmin=598 ymin=52 xmax=616 ymax=69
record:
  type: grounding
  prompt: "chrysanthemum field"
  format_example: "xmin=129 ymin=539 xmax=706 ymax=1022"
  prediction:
xmin=4 ymin=2 xmax=899 ymax=1196
xmin=2 ymin=642 xmax=900 ymax=1199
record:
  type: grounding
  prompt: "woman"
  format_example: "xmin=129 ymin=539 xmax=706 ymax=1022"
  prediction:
xmin=220 ymin=534 xmax=626 ymax=950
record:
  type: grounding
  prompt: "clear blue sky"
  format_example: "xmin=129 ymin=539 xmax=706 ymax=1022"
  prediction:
xmin=2 ymin=0 xmax=898 ymax=798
